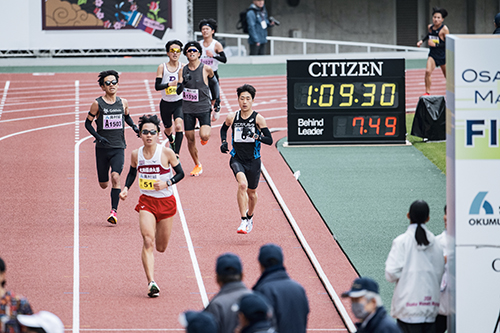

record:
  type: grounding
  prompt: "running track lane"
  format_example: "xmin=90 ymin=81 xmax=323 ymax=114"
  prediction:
xmin=0 ymin=72 xmax=404 ymax=332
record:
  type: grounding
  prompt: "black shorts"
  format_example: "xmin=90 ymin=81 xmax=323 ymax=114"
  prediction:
xmin=184 ymin=112 xmax=211 ymax=131
xmin=429 ymin=49 xmax=446 ymax=67
xmin=230 ymin=156 xmax=261 ymax=190
xmin=159 ymin=99 xmax=183 ymax=129
xmin=95 ymin=147 xmax=124 ymax=183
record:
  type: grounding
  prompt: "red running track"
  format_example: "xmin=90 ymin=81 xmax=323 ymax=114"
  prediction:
xmin=0 ymin=69 xmax=445 ymax=332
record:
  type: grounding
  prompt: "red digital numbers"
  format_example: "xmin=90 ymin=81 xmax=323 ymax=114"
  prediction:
xmin=351 ymin=116 xmax=397 ymax=136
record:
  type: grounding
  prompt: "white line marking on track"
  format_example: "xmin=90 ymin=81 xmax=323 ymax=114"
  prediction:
xmin=260 ymin=164 xmax=356 ymax=333
xmin=144 ymin=79 xmax=163 ymax=141
xmin=75 ymin=80 xmax=80 ymax=142
xmin=0 ymin=81 xmax=10 ymax=120
xmin=220 ymin=87 xmax=232 ymax=113
xmin=0 ymin=121 xmax=74 ymax=142
xmin=159 ymin=140 xmax=209 ymax=307
xmin=74 ymin=135 xmax=93 ymax=333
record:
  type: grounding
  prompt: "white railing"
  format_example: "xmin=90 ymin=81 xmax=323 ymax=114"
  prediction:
xmin=195 ymin=32 xmax=426 ymax=57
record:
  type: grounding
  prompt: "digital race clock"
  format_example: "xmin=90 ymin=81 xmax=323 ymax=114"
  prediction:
xmin=287 ymin=58 xmax=406 ymax=145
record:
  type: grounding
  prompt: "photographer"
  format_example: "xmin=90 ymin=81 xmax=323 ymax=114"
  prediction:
xmin=246 ymin=0 xmax=278 ymax=55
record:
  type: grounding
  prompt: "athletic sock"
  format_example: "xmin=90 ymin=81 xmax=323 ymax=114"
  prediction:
xmin=167 ymin=134 xmax=174 ymax=143
xmin=246 ymin=212 xmax=254 ymax=219
xmin=111 ymin=188 xmax=121 ymax=211
xmin=174 ymin=131 xmax=183 ymax=154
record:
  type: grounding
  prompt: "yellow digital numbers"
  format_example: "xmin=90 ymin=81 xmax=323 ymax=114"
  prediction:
xmin=303 ymin=82 xmax=396 ymax=108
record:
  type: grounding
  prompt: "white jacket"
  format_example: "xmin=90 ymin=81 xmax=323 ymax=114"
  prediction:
xmin=435 ymin=231 xmax=450 ymax=316
xmin=385 ymin=224 xmax=445 ymax=323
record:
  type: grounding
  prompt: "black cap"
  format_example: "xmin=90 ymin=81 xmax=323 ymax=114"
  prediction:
xmin=235 ymin=293 xmax=270 ymax=323
xmin=216 ymin=253 xmax=242 ymax=276
xmin=183 ymin=41 xmax=202 ymax=56
xmin=341 ymin=277 xmax=379 ymax=298
xmin=258 ymin=243 xmax=283 ymax=268
xmin=180 ymin=311 xmax=218 ymax=333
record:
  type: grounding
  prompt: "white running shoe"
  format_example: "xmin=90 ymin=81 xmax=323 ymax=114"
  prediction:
xmin=148 ymin=281 xmax=160 ymax=298
xmin=237 ymin=219 xmax=249 ymax=234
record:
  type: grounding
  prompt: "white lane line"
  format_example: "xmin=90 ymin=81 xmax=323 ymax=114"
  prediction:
xmin=74 ymin=135 xmax=92 ymax=333
xmin=0 ymin=81 xmax=10 ymax=120
xmin=0 ymin=122 xmax=74 ymax=142
xmin=75 ymin=81 xmax=80 ymax=142
xmin=144 ymin=79 xmax=163 ymax=141
xmin=159 ymin=140 xmax=209 ymax=307
xmin=220 ymin=87 xmax=232 ymax=113
xmin=260 ymin=163 xmax=356 ymax=333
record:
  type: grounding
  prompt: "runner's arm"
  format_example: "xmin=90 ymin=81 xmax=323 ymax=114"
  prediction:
xmin=213 ymin=50 xmax=227 ymax=64
xmin=255 ymin=114 xmax=273 ymax=145
xmin=85 ymin=101 xmax=109 ymax=144
xmin=120 ymin=150 xmax=138 ymax=200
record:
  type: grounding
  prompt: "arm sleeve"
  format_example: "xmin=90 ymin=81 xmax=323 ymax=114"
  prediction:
xmin=124 ymin=166 xmax=137 ymax=188
xmin=170 ymin=163 xmax=184 ymax=185
xmin=176 ymin=81 xmax=184 ymax=95
xmin=155 ymin=77 xmax=170 ymax=91
xmin=257 ymin=127 xmax=273 ymax=145
xmin=208 ymin=75 xmax=220 ymax=101
xmin=220 ymin=122 xmax=229 ymax=142
xmin=85 ymin=117 xmax=101 ymax=140
xmin=213 ymin=51 xmax=227 ymax=64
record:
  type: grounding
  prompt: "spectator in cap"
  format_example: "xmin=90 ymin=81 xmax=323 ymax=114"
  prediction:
xmin=180 ymin=310 xmax=218 ymax=333
xmin=235 ymin=293 xmax=276 ymax=333
xmin=204 ymin=253 xmax=251 ymax=333
xmin=0 ymin=256 xmax=33 ymax=333
xmin=16 ymin=311 xmax=64 ymax=333
xmin=385 ymin=200 xmax=444 ymax=333
xmin=252 ymin=243 xmax=309 ymax=333
xmin=341 ymin=277 xmax=401 ymax=333
xmin=494 ymin=13 xmax=500 ymax=34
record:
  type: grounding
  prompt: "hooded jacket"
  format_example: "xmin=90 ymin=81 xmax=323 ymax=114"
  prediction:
xmin=385 ymin=223 xmax=445 ymax=323
xmin=246 ymin=3 xmax=270 ymax=45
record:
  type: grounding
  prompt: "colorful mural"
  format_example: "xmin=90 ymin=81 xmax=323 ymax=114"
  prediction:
xmin=42 ymin=0 xmax=172 ymax=39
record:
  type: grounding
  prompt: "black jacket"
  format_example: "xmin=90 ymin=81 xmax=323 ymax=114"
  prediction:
xmin=355 ymin=306 xmax=402 ymax=333
xmin=253 ymin=266 xmax=309 ymax=333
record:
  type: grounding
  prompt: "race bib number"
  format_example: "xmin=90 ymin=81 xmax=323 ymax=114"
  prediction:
xmin=201 ymin=58 xmax=214 ymax=66
xmin=103 ymin=114 xmax=123 ymax=130
xmin=139 ymin=177 xmax=157 ymax=190
xmin=183 ymin=88 xmax=199 ymax=102
xmin=429 ymin=36 xmax=439 ymax=45
xmin=234 ymin=126 xmax=255 ymax=143
xmin=165 ymin=86 xmax=177 ymax=95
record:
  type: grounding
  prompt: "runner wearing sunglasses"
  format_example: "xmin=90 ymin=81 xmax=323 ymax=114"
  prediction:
xmin=176 ymin=41 xmax=221 ymax=177
xmin=85 ymin=70 xmax=140 ymax=225
xmin=155 ymin=40 xmax=185 ymax=157
xmin=120 ymin=114 xmax=185 ymax=298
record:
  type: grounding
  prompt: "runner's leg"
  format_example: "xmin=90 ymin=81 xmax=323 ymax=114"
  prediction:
xmin=425 ymin=57 xmax=436 ymax=94
xmin=155 ymin=216 xmax=173 ymax=252
xmin=140 ymin=210 xmax=157 ymax=283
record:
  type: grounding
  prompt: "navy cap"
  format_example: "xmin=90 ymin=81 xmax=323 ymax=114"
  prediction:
xmin=258 ymin=243 xmax=283 ymax=268
xmin=341 ymin=277 xmax=379 ymax=298
xmin=235 ymin=293 xmax=270 ymax=323
xmin=495 ymin=13 xmax=500 ymax=26
xmin=180 ymin=311 xmax=218 ymax=333
xmin=216 ymin=253 xmax=242 ymax=276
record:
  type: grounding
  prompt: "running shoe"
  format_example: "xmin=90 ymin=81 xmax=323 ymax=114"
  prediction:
xmin=148 ymin=281 xmax=160 ymax=298
xmin=190 ymin=164 xmax=203 ymax=176
xmin=237 ymin=219 xmax=249 ymax=234
xmin=246 ymin=212 xmax=254 ymax=233
xmin=200 ymin=139 xmax=208 ymax=145
xmin=423 ymin=92 xmax=430 ymax=96
xmin=107 ymin=210 xmax=117 ymax=224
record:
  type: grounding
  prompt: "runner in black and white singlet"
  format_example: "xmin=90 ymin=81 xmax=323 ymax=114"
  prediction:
xmin=198 ymin=18 xmax=227 ymax=82
xmin=120 ymin=114 xmax=184 ymax=298
xmin=176 ymin=41 xmax=221 ymax=176
xmin=417 ymin=7 xmax=449 ymax=95
xmin=155 ymin=40 xmax=185 ymax=156
xmin=85 ymin=70 xmax=139 ymax=225
xmin=220 ymin=84 xmax=273 ymax=234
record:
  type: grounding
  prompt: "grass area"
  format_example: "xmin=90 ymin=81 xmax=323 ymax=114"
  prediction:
xmin=406 ymin=113 xmax=446 ymax=173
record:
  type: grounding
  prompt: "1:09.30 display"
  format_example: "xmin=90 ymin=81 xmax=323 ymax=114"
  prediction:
xmin=294 ymin=82 xmax=399 ymax=109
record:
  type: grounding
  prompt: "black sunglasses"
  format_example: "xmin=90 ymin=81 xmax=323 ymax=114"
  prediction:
xmin=104 ymin=80 xmax=118 ymax=86
xmin=187 ymin=48 xmax=199 ymax=53
xmin=141 ymin=129 xmax=158 ymax=135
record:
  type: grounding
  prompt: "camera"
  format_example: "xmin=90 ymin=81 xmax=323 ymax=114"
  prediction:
xmin=269 ymin=16 xmax=280 ymax=26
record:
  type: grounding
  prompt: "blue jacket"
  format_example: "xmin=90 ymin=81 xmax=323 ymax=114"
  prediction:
xmin=252 ymin=266 xmax=309 ymax=333
xmin=356 ymin=306 xmax=402 ymax=333
xmin=246 ymin=4 xmax=270 ymax=45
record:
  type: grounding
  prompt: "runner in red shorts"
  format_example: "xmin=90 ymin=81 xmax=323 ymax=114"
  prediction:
xmin=119 ymin=114 xmax=184 ymax=298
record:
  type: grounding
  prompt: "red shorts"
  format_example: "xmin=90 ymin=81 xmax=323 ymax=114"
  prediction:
xmin=135 ymin=194 xmax=177 ymax=221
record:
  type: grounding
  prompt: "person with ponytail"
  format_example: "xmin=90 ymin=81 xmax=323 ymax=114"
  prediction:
xmin=385 ymin=200 xmax=445 ymax=333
